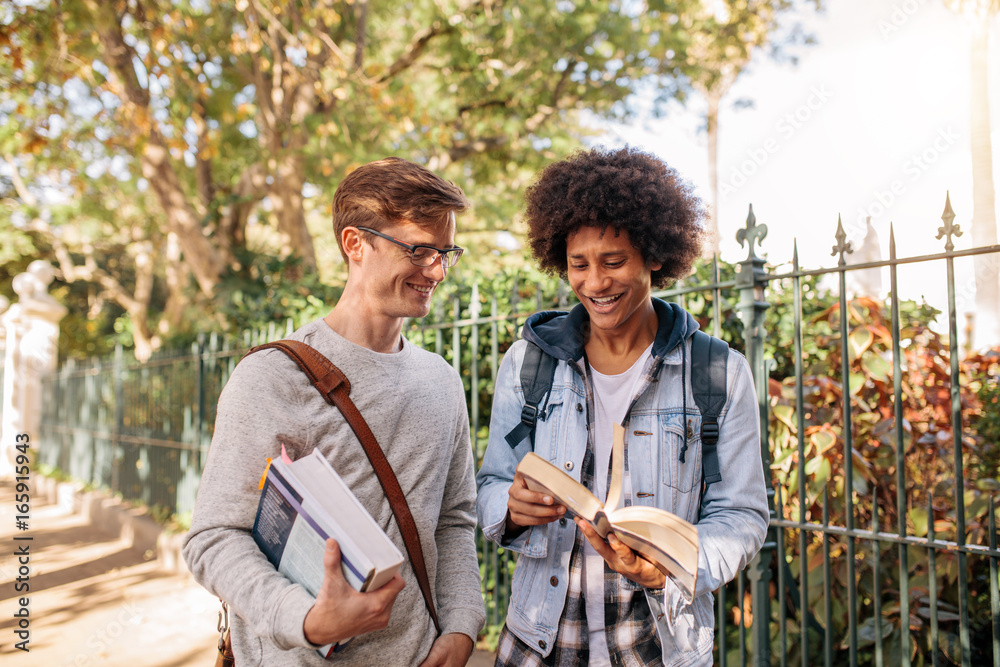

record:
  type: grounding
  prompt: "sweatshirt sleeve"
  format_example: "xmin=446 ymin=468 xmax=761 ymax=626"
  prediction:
xmin=182 ymin=352 xmax=317 ymax=651
xmin=433 ymin=373 xmax=487 ymax=641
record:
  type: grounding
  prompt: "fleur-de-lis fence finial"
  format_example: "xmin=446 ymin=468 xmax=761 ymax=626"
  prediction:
xmin=936 ymin=191 xmax=962 ymax=252
xmin=831 ymin=215 xmax=853 ymax=267
xmin=736 ymin=204 xmax=767 ymax=264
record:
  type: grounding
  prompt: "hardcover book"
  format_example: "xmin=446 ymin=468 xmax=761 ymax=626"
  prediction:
xmin=253 ymin=448 xmax=404 ymax=656
xmin=516 ymin=423 xmax=700 ymax=597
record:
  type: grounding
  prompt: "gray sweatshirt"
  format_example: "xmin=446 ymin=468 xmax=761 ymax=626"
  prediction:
xmin=183 ymin=320 xmax=485 ymax=665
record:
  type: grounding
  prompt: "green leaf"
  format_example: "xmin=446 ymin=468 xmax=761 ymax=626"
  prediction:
xmin=810 ymin=430 xmax=837 ymax=455
xmin=939 ymin=631 xmax=964 ymax=665
xmin=976 ymin=478 xmax=1000 ymax=492
xmin=786 ymin=468 xmax=799 ymax=494
xmin=965 ymin=492 xmax=991 ymax=520
xmin=849 ymin=615 xmax=895 ymax=648
xmin=805 ymin=455 xmax=825 ymax=476
xmin=852 ymin=470 xmax=869 ymax=495
xmin=849 ymin=326 xmax=875 ymax=358
xmin=863 ymin=354 xmax=893 ymax=382
xmin=815 ymin=457 xmax=831 ymax=484
xmin=773 ymin=403 xmax=796 ymax=429
xmin=909 ymin=507 xmax=928 ymax=537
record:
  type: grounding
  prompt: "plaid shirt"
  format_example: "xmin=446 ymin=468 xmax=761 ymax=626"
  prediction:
xmin=496 ymin=390 xmax=664 ymax=667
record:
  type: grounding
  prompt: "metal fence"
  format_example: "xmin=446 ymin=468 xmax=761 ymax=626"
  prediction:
xmin=37 ymin=195 xmax=1000 ymax=665
xmin=38 ymin=322 xmax=293 ymax=517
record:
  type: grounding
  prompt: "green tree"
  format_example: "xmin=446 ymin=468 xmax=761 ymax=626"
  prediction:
xmin=647 ymin=0 xmax=822 ymax=256
xmin=0 ymin=0 xmax=674 ymax=357
xmin=0 ymin=0 xmax=819 ymax=358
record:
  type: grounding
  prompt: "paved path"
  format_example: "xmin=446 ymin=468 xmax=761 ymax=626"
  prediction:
xmin=0 ymin=478 xmax=495 ymax=665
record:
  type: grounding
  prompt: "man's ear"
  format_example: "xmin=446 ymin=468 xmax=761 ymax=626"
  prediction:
xmin=342 ymin=227 xmax=365 ymax=263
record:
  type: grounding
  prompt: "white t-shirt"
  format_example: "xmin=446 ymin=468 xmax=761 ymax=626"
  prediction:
xmin=583 ymin=343 xmax=653 ymax=665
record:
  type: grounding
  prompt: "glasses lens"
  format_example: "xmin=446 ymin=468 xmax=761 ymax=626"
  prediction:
xmin=409 ymin=246 xmax=463 ymax=268
xmin=410 ymin=247 xmax=437 ymax=266
xmin=442 ymin=248 xmax=463 ymax=268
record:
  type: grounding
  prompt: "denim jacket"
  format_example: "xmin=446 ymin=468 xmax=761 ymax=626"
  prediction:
xmin=476 ymin=299 xmax=769 ymax=666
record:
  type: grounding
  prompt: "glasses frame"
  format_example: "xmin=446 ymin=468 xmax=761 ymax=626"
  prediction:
xmin=355 ymin=226 xmax=464 ymax=269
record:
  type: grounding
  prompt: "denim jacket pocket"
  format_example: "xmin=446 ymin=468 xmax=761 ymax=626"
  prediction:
xmin=659 ymin=415 xmax=702 ymax=493
xmin=531 ymin=386 xmax=566 ymax=459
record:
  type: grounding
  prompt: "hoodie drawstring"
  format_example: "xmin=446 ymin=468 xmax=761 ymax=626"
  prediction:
xmin=679 ymin=340 xmax=689 ymax=463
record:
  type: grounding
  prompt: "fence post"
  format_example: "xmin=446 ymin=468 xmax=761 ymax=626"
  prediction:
xmin=196 ymin=334 xmax=205 ymax=454
xmin=735 ymin=205 xmax=775 ymax=666
xmin=112 ymin=344 xmax=124 ymax=495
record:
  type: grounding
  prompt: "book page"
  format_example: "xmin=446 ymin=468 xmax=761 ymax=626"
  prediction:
xmin=605 ymin=423 xmax=625 ymax=511
xmin=517 ymin=453 xmax=603 ymax=524
xmin=607 ymin=505 xmax=699 ymax=597
xmin=610 ymin=522 xmax=697 ymax=597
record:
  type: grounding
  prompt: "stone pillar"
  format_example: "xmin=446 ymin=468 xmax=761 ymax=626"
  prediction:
xmin=1 ymin=261 xmax=67 ymax=479
xmin=0 ymin=294 xmax=8 ymax=354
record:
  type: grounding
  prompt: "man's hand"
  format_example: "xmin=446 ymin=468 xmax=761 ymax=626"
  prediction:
xmin=417 ymin=632 xmax=474 ymax=667
xmin=504 ymin=471 xmax=567 ymax=537
xmin=575 ymin=518 xmax=667 ymax=589
xmin=303 ymin=539 xmax=406 ymax=646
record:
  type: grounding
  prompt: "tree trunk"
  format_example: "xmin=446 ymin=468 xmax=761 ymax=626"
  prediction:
xmin=139 ymin=131 xmax=228 ymax=296
xmin=271 ymin=150 xmax=317 ymax=275
xmin=159 ymin=232 xmax=189 ymax=335
xmin=969 ymin=20 xmax=1000 ymax=348
xmin=125 ymin=240 xmax=157 ymax=362
xmin=704 ymin=90 xmax=722 ymax=258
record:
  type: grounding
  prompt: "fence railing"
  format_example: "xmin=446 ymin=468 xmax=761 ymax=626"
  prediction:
xmin=38 ymin=195 xmax=1000 ymax=665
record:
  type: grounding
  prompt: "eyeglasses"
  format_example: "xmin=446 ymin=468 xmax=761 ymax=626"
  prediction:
xmin=356 ymin=226 xmax=465 ymax=269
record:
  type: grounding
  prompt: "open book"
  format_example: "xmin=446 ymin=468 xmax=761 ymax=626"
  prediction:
xmin=253 ymin=448 xmax=404 ymax=656
xmin=516 ymin=423 xmax=699 ymax=597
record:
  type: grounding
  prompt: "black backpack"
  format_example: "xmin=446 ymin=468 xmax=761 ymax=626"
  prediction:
xmin=503 ymin=330 xmax=729 ymax=486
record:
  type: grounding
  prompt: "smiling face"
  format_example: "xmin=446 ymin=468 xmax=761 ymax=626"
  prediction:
xmin=354 ymin=216 xmax=456 ymax=321
xmin=566 ymin=226 xmax=661 ymax=339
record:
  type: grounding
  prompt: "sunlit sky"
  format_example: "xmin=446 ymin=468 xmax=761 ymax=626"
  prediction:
xmin=595 ymin=0 xmax=1000 ymax=337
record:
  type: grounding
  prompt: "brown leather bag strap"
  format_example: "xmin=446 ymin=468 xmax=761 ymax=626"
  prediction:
xmin=244 ymin=340 xmax=441 ymax=634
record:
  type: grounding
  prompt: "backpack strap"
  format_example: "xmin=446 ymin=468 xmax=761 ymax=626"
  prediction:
xmin=504 ymin=341 xmax=557 ymax=449
xmin=243 ymin=340 xmax=441 ymax=634
xmin=690 ymin=331 xmax=729 ymax=486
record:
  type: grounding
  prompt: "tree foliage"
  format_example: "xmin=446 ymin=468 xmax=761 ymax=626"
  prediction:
xmin=1 ymin=0 xmax=820 ymax=360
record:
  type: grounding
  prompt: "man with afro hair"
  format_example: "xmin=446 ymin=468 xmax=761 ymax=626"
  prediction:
xmin=477 ymin=146 xmax=768 ymax=666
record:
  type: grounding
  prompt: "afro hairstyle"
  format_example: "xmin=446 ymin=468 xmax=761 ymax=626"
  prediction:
xmin=524 ymin=146 xmax=705 ymax=288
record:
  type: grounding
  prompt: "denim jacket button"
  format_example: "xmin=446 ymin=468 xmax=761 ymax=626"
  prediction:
xmin=550 ymin=576 xmax=558 ymax=586
xmin=559 ymin=517 xmax=567 ymax=526
xmin=539 ymin=640 xmax=547 ymax=650
xmin=576 ymin=403 xmax=583 ymax=412
xmin=564 ymin=461 xmax=573 ymax=471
